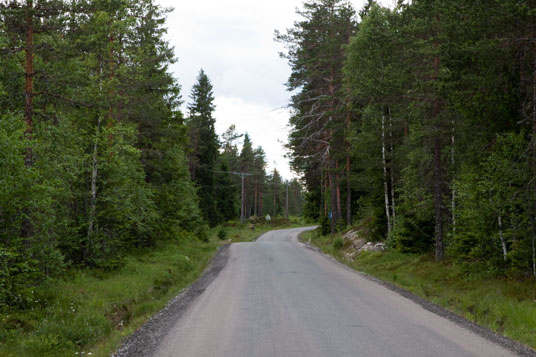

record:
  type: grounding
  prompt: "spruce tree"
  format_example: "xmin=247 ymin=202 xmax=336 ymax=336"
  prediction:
xmin=187 ymin=69 xmax=220 ymax=226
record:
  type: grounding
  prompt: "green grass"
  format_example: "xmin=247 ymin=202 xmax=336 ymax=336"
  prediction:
xmin=301 ymin=229 xmax=536 ymax=350
xmin=0 ymin=219 xmax=309 ymax=357
xmin=0 ymin=233 xmax=217 ymax=357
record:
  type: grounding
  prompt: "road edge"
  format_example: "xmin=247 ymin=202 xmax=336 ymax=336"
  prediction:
xmin=112 ymin=244 xmax=231 ymax=357
xmin=298 ymin=232 xmax=536 ymax=357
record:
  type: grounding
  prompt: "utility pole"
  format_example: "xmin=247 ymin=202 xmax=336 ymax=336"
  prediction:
xmin=232 ymin=172 xmax=252 ymax=223
xmin=285 ymin=183 xmax=289 ymax=218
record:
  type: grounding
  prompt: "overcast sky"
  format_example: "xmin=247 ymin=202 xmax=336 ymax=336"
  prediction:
xmin=155 ymin=0 xmax=393 ymax=180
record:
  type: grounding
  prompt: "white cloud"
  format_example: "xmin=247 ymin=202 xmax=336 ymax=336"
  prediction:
xmin=156 ymin=0 xmax=395 ymax=180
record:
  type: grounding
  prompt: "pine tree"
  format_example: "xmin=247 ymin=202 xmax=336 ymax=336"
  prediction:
xmin=276 ymin=0 xmax=357 ymax=233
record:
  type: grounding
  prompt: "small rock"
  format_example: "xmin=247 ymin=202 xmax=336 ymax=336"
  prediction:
xmin=374 ymin=242 xmax=386 ymax=251
xmin=344 ymin=250 xmax=357 ymax=261
xmin=357 ymin=241 xmax=385 ymax=253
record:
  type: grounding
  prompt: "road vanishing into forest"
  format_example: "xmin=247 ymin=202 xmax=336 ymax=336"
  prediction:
xmin=152 ymin=227 xmax=518 ymax=357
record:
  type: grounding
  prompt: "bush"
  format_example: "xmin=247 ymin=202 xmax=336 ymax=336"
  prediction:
xmin=196 ymin=224 xmax=209 ymax=242
xmin=217 ymin=229 xmax=227 ymax=240
xmin=247 ymin=216 xmax=266 ymax=225
xmin=333 ymin=236 xmax=344 ymax=250
xmin=389 ymin=216 xmax=434 ymax=253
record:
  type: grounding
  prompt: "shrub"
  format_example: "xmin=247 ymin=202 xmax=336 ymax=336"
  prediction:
xmin=217 ymin=229 xmax=227 ymax=240
xmin=333 ymin=236 xmax=344 ymax=250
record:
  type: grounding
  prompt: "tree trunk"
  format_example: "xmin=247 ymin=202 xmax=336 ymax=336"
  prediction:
xmin=346 ymin=110 xmax=352 ymax=226
xmin=498 ymin=214 xmax=507 ymax=262
xmin=346 ymin=153 xmax=352 ymax=226
xmin=285 ymin=183 xmax=289 ymax=218
xmin=320 ymin=172 xmax=324 ymax=218
xmin=87 ymin=116 xmax=101 ymax=254
xmin=330 ymin=159 xmax=338 ymax=234
xmin=451 ymin=119 xmax=456 ymax=234
xmin=335 ymin=162 xmax=342 ymax=223
xmin=388 ymin=106 xmax=396 ymax=227
xmin=254 ymin=180 xmax=258 ymax=217
xmin=107 ymin=33 xmax=115 ymax=148
xmin=433 ymin=135 xmax=444 ymax=261
xmin=532 ymin=50 xmax=536 ymax=276
xmin=381 ymin=111 xmax=392 ymax=235
xmin=273 ymin=178 xmax=277 ymax=216
xmin=241 ymin=174 xmax=245 ymax=223
xmin=433 ymin=52 xmax=444 ymax=262
xmin=324 ymin=170 xmax=329 ymax=217
xmin=259 ymin=190 xmax=263 ymax=217
xmin=24 ymin=0 xmax=34 ymax=166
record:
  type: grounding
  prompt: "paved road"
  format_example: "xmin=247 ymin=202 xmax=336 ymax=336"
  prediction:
xmin=154 ymin=227 xmax=516 ymax=357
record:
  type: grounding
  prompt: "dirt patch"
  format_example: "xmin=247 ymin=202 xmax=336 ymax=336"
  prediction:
xmin=108 ymin=303 xmax=132 ymax=331
xmin=112 ymin=244 xmax=230 ymax=357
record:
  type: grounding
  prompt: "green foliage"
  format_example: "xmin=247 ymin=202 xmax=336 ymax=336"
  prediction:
xmin=452 ymin=132 xmax=532 ymax=273
xmin=286 ymin=0 xmax=536 ymax=274
xmin=332 ymin=236 xmax=344 ymax=249
xmin=389 ymin=216 xmax=434 ymax=254
xmin=0 ymin=236 xmax=218 ymax=356
xmin=217 ymin=229 xmax=228 ymax=240
xmin=0 ymin=0 xmax=208 ymax=311
xmin=0 ymin=114 xmax=65 ymax=309
xmin=276 ymin=0 xmax=357 ymax=230
xmin=186 ymin=70 xmax=221 ymax=227
xmin=303 ymin=190 xmax=321 ymax=222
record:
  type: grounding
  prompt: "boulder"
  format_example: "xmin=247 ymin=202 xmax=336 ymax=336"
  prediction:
xmin=342 ymin=230 xmax=367 ymax=250
xmin=358 ymin=242 xmax=386 ymax=253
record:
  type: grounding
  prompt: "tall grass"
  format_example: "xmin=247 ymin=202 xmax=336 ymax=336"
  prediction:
xmin=0 ymin=234 xmax=217 ymax=357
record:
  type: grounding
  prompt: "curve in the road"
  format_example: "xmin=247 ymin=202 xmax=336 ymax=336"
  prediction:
xmin=152 ymin=227 xmax=530 ymax=357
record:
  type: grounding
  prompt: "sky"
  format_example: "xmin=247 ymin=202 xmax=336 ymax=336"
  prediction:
xmin=155 ymin=0 xmax=393 ymax=180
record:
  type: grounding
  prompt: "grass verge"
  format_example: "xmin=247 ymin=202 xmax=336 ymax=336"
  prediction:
xmin=300 ymin=228 xmax=536 ymax=351
xmin=0 ymin=219 xmax=308 ymax=356
xmin=0 ymin=233 xmax=217 ymax=357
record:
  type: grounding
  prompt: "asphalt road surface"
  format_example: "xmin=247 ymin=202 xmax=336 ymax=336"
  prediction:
xmin=154 ymin=227 xmax=518 ymax=357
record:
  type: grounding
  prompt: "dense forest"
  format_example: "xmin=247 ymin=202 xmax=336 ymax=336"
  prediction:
xmin=278 ymin=0 xmax=536 ymax=276
xmin=0 ymin=0 xmax=303 ymax=311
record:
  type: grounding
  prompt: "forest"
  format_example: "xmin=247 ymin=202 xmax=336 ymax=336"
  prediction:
xmin=277 ymin=0 xmax=536 ymax=276
xmin=0 ymin=0 xmax=303 ymax=312
xmin=1 ymin=0 xmax=535 ymax=330
xmin=2 ymin=0 xmax=535 ymax=354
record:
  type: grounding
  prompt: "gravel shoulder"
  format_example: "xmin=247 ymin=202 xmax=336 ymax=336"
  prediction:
xmin=114 ymin=228 xmax=535 ymax=357
xmin=298 ymin=233 xmax=536 ymax=357
xmin=113 ymin=244 xmax=230 ymax=357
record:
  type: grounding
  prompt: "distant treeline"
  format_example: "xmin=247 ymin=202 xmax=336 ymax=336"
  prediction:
xmin=0 ymin=0 xmax=303 ymax=311
xmin=184 ymin=70 xmax=305 ymax=228
xmin=278 ymin=0 xmax=536 ymax=276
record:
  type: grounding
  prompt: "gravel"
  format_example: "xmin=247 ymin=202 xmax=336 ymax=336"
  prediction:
xmin=300 ymin=238 xmax=536 ymax=357
xmin=113 ymin=229 xmax=536 ymax=357
xmin=112 ymin=244 xmax=230 ymax=357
